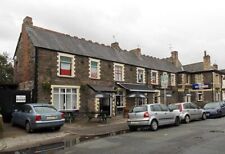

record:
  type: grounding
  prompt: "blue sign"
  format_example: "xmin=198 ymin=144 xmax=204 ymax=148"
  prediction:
xmin=192 ymin=84 xmax=210 ymax=90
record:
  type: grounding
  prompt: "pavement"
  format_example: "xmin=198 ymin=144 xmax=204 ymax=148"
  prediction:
xmin=0 ymin=115 xmax=128 ymax=152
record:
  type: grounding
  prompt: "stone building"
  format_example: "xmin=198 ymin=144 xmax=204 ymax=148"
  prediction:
xmin=14 ymin=16 xmax=225 ymax=116
xmin=177 ymin=51 xmax=225 ymax=106
xmin=14 ymin=17 xmax=181 ymax=116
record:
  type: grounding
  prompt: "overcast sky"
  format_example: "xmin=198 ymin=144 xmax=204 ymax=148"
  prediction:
xmin=1 ymin=0 xmax=225 ymax=68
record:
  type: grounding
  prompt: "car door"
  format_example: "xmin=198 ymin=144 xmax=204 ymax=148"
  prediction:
xmin=150 ymin=104 xmax=164 ymax=126
xmin=220 ymin=102 xmax=225 ymax=115
xmin=190 ymin=103 xmax=201 ymax=119
xmin=19 ymin=105 xmax=30 ymax=127
xmin=183 ymin=103 xmax=194 ymax=120
xmin=160 ymin=104 xmax=175 ymax=124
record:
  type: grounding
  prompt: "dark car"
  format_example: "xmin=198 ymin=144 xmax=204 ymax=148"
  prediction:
xmin=204 ymin=102 xmax=225 ymax=118
xmin=12 ymin=103 xmax=65 ymax=133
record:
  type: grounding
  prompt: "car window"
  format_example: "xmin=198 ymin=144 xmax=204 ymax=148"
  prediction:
xmin=151 ymin=104 xmax=162 ymax=111
xmin=183 ymin=103 xmax=190 ymax=109
xmin=190 ymin=103 xmax=197 ymax=109
xmin=23 ymin=105 xmax=32 ymax=113
xmin=34 ymin=106 xmax=57 ymax=114
xmin=160 ymin=104 xmax=169 ymax=111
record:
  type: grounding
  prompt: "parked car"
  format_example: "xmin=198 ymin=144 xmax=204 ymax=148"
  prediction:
xmin=168 ymin=102 xmax=207 ymax=123
xmin=12 ymin=103 xmax=65 ymax=133
xmin=127 ymin=104 xmax=181 ymax=131
xmin=203 ymin=102 xmax=225 ymax=118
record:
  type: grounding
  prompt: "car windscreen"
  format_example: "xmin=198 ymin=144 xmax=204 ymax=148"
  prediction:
xmin=132 ymin=106 xmax=147 ymax=113
xmin=34 ymin=106 xmax=57 ymax=114
xmin=204 ymin=103 xmax=220 ymax=109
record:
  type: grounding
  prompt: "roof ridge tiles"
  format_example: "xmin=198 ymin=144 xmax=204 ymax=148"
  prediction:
xmin=33 ymin=26 xmax=70 ymax=37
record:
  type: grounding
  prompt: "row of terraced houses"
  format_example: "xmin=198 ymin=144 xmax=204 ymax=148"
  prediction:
xmin=13 ymin=17 xmax=225 ymax=117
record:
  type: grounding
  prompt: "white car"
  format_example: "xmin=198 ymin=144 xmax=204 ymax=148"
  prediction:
xmin=127 ymin=104 xmax=181 ymax=131
xmin=169 ymin=102 xmax=207 ymax=123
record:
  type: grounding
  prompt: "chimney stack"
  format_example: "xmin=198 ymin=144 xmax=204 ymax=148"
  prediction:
xmin=22 ymin=16 xmax=33 ymax=31
xmin=111 ymin=42 xmax=121 ymax=50
xmin=213 ymin=63 xmax=218 ymax=70
xmin=203 ymin=51 xmax=211 ymax=70
xmin=170 ymin=51 xmax=180 ymax=67
xmin=130 ymin=48 xmax=141 ymax=57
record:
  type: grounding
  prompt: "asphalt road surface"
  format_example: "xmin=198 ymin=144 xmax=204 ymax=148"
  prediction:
xmin=63 ymin=117 xmax=225 ymax=154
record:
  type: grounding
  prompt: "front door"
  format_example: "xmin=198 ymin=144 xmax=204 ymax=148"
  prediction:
xmin=99 ymin=97 xmax=111 ymax=116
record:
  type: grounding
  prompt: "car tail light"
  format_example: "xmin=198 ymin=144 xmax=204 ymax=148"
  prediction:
xmin=144 ymin=112 xmax=150 ymax=118
xmin=35 ymin=115 xmax=41 ymax=121
xmin=61 ymin=112 xmax=65 ymax=119
xmin=178 ymin=104 xmax=183 ymax=112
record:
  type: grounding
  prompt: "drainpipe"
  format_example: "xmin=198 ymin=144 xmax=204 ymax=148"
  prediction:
xmin=33 ymin=47 xmax=38 ymax=103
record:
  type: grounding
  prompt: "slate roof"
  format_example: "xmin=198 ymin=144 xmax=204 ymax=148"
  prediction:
xmin=26 ymin=26 xmax=181 ymax=73
xmin=182 ymin=62 xmax=214 ymax=72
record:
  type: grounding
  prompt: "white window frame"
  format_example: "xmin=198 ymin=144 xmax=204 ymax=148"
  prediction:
xmin=113 ymin=63 xmax=125 ymax=81
xmin=89 ymin=58 xmax=101 ymax=79
xmin=136 ymin=67 xmax=146 ymax=83
xmin=51 ymin=85 xmax=80 ymax=110
xmin=57 ymin=52 xmax=75 ymax=78
xmin=151 ymin=70 xmax=159 ymax=85
xmin=197 ymin=92 xmax=203 ymax=102
xmin=171 ymin=73 xmax=176 ymax=86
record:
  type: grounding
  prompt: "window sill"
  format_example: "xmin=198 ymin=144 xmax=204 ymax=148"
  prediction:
xmin=58 ymin=75 xmax=75 ymax=78
xmin=89 ymin=77 xmax=101 ymax=80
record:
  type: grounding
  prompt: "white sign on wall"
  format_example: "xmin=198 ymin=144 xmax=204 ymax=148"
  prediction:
xmin=16 ymin=95 xmax=26 ymax=103
xmin=161 ymin=72 xmax=168 ymax=89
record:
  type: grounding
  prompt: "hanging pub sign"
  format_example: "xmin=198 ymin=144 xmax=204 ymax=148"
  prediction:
xmin=192 ymin=83 xmax=211 ymax=90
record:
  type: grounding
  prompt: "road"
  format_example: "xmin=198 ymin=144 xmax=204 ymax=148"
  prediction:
xmin=63 ymin=117 xmax=225 ymax=154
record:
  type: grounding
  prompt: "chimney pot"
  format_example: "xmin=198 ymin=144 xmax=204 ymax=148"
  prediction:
xmin=130 ymin=48 xmax=141 ymax=57
xmin=23 ymin=16 xmax=33 ymax=26
xmin=111 ymin=42 xmax=121 ymax=50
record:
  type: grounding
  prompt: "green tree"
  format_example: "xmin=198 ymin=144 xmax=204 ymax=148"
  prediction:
xmin=0 ymin=52 xmax=14 ymax=84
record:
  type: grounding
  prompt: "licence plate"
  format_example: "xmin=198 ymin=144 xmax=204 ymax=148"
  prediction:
xmin=47 ymin=116 xmax=57 ymax=120
xmin=130 ymin=121 xmax=139 ymax=124
xmin=206 ymin=113 xmax=210 ymax=116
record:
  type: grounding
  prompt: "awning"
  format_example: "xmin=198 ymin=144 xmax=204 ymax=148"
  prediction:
xmin=117 ymin=83 xmax=156 ymax=93
xmin=127 ymin=93 xmax=146 ymax=98
xmin=88 ymin=84 xmax=115 ymax=93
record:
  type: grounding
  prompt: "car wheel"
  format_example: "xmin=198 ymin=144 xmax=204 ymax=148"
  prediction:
xmin=202 ymin=113 xmax=207 ymax=120
xmin=25 ymin=122 xmax=32 ymax=133
xmin=129 ymin=126 xmax=137 ymax=131
xmin=174 ymin=117 xmax=180 ymax=126
xmin=184 ymin=115 xmax=190 ymax=124
xmin=150 ymin=120 xmax=158 ymax=131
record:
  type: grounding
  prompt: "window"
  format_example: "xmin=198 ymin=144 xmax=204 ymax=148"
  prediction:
xmin=197 ymin=92 xmax=203 ymax=101
xmin=151 ymin=70 xmax=158 ymax=84
xmin=116 ymin=91 xmax=124 ymax=107
xmin=114 ymin=63 xmax=124 ymax=81
xmin=57 ymin=53 xmax=75 ymax=77
xmin=171 ymin=73 xmax=176 ymax=86
xmin=137 ymin=67 xmax=145 ymax=83
xmin=160 ymin=104 xmax=169 ymax=111
xmin=89 ymin=58 xmax=100 ymax=79
xmin=195 ymin=74 xmax=202 ymax=83
xmin=52 ymin=86 xmax=80 ymax=110
xmin=150 ymin=104 xmax=161 ymax=111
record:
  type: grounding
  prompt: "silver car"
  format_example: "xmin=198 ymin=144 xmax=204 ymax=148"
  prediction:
xmin=169 ymin=102 xmax=207 ymax=123
xmin=127 ymin=104 xmax=181 ymax=131
xmin=12 ymin=103 xmax=65 ymax=133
